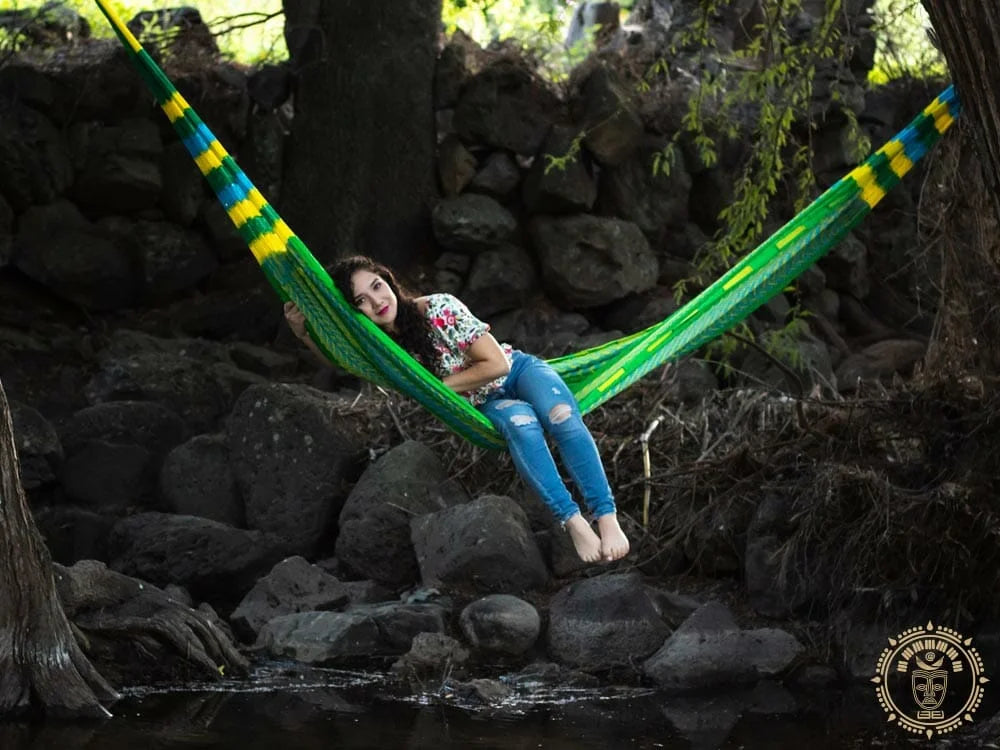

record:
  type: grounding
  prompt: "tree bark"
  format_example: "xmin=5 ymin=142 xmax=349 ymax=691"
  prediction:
xmin=922 ymin=0 xmax=1000 ymax=221
xmin=0 ymin=381 xmax=118 ymax=719
xmin=280 ymin=0 xmax=442 ymax=270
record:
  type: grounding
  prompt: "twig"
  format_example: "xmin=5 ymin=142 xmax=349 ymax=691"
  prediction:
xmin=640 ymin=412 xmax=665 ymax=527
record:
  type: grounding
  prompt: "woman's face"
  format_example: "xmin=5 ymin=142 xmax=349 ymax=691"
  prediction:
xmin=350 ymin=269 xmax=398 ymax=329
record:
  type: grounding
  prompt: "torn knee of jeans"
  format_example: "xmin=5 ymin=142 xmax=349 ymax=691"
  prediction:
xmin=548 ymin=403 xmax=573 ymax=424
xmin=495 ymin=399 xmax=518 ymax=410
xmin=510 ymin=414 xmax=538 ymax=427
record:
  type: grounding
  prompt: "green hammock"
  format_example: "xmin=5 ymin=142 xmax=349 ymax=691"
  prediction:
xmin=95 ymin=1 xmax=960 ymax=450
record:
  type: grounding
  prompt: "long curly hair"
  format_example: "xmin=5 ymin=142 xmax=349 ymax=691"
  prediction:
xmin=329 ymin=255 xmax=438 ymax=367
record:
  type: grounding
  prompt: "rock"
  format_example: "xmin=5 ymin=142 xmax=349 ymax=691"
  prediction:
xmin=97 ymin=216 xmax=218 ymax=304
xmin=256 ymin=602 xmax=448 ymax=665
xmin=834 ymin=338 xmax=927 ymax=393
xmin=546 ymin=571 xmax=671 ymax=670
xmin=85 ymin=331 xmax=266 ymax=434
xmin=159 ymin=140 xmax=205 ymax=226
xmin=462 ymin=245 xmax=538 ymax=318
xmin=411 ymin=494 xmax=550 ymax=593
xmin=659 ymin=359 xmax=719 ymax=408
xmin=529 ymin=215 xmax=658 ymax=308
xmin=599 ymin=138 xmax=692 ymax=235
xmin=108 ymin=512 xmax=288 ymax=607
xmin=392 ymin=632 xmax=470 ymax=678
xmin=70 ymin=118 xmax=163 ymax=213
xmin=489 ymin=304 xmax=595 ymax=357
xmin=12 ymin=200 xmax=141 ymax=311
xmin=571 ymin=65 xmax=643 ymax=166
xmin=227 ymin=383 xmax=364 ymax=557
xmin=454 ymin=60 xmax=561 ymax=155
xmin=820 ymin=232 xmax=869 ymax=299
xmin=438 ymin=134 xmax=478 ymax=197
xmin=336 ymin=440 xmax=467 ymax=585
xmin=600 ymin=285 xmax=679 ymax=334
xmin=443 ymin=677 xmax=512 ymax=706
xmin=256 ymin=610 xmax=381 ymax=665
xmin=435 ymin=30 xmax=480 ymax=109
xmin=459 ymin=594 xmax=541 ymax=655
xmin=643 ymin=601 xmax=805 ymax=690
xmin=431 ymin=193 xmax=518 ymax=253
xmin=159 ymin=434 xmax=244 ymax=527
xmin=10 ymin=400 xmax=62 ymax=489
xmin=0 ymin=102 xmax=73 ymax=210
xmin=32 ymin=506 xmax=114 ymax=565
xmin=60 ymin=400 xmax=186 ymax=509
xmin=230 ymin=556 xmax=390 ymax=640
xmin=467 ymin=151 xmax=521 ymax=200
xmin=522 ymin=125 xmax=597 ymax=214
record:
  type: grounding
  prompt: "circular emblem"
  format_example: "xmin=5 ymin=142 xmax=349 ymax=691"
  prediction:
xmin=872 ymin=622 xmax=989 ymax=738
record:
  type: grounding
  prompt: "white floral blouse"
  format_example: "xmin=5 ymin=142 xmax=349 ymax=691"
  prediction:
xmin=423 ymin=293 xmax=513 ymax=406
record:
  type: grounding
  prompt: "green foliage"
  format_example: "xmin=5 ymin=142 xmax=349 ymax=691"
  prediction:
xmin=7 ymin=0 xmax=286 ymax=63
xmin=869 ymin=0 xmax=946 ymax=83
xmin=637 ymin=0 xmax=867 ymax=367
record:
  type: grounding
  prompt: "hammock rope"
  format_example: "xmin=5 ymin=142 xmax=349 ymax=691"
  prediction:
xmin=94 ymin=0 xmax=960 ymax=450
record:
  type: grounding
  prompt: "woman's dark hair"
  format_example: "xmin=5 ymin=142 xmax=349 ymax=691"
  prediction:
xmin=329 ymin=255 xmax=438 ymax=367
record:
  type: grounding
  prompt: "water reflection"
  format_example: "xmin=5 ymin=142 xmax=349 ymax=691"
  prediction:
xmin=0 ymin=663 xmax=965 ymax=749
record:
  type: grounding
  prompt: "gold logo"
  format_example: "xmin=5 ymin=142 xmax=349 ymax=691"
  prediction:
xmin=872 ymin=622 xmax=988 ymax=738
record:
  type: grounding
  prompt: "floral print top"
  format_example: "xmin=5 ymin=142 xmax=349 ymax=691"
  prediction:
xmin=423 ymin=293 xmax=513 ymax=406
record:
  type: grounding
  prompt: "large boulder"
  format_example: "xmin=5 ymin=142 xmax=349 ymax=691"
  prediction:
xmin=108 ymin=512 xmax=288 ymax=607
xmin=97 ymin=216 xmax=218 ymax=303
xmin=59 ymin=400 xmax=186 ymax=509
xmin=546 ymin=572 xmax=672 ymax=670
xmin=411 ymin=494 xmax=549 ymax=593
xmin=159 ymin=434 xmax=244 ymax=527
xmin=70 ymin=118 xmax=163 ymax=213
xmin=227 ymin=384 xmax=364 ymax=557
xmin=453 ymin=60 xmax=561 ymax=156
xmin=12 ymin=200 xmax=141 ymax=311
xmin=85 ymin=330 xmax=268 ymax=435
xmin=643 ymin=602 xmax=805 ymax=690
xmin=522 ymin=125 xmax=597 ymax=214
xmin=570 ymin=64 xmax=643 ymax=166
xmin=529 ymin=215 xmax=658 ymax=308
xmin=431 ymin=193 xmax=518 ymax=253
xmin=462 ymin=245 xmax=538 ymax=318
xmin=336 ymin=440 xmax=468 ymax=585
xmin=0 ymin=102 xmax=73 ymax=210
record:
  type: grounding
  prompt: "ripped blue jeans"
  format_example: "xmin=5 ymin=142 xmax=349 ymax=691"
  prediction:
xmin=479 ymin=351 xmax=616 ymax=524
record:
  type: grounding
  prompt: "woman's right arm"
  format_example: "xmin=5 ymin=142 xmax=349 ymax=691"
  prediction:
xmin=283 ymin=301 xmax=330 ymax=364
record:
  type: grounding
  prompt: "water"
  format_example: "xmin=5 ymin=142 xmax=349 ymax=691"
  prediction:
xmin=0 ymin=663 xmax=985 ymax=749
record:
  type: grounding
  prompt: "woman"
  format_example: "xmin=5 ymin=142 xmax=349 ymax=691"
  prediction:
xmin=284 ymin=255 xmax=629 ymax=563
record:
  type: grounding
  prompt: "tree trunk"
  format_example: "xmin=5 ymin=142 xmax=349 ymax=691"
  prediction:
xmin=0 ymin=380 xmax=118 ymax=719
xmin=280 ymin=0 xmax=442 ymax=269
xmin=922 ymin=0 xmax=1000 ymax=221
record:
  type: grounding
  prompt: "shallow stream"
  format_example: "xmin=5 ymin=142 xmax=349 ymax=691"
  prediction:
xmin=0 ymin=663 xmax=978 ymax=749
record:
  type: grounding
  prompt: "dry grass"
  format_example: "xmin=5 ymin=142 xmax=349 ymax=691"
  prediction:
xmin=342 ymin=363 xmax=1000 ymax=630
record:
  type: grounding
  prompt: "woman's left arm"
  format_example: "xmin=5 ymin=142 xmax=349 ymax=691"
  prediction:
xmin=442 ymin=333 xmax=511 ymax=393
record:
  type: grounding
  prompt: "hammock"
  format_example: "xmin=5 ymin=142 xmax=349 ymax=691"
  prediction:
xmin=95 ymin=1 xmax=960 ymax=450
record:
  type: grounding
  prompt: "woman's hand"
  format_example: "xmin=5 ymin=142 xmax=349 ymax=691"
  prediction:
xmin=283 ymin=301 xmax=307 ymax=339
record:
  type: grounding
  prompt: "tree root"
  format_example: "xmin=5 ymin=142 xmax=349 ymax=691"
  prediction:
xmin=54 ymin=559 xmax=248 ymax=686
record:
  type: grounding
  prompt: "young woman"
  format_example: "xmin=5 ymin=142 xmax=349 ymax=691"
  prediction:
xmin=283 ymin=255 xmax=629 ymax=563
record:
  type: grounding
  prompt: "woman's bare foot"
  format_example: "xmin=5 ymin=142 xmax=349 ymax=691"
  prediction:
xmin=596 ymin=513 xmax=630 ymax=562
xmin=564 ymin=513 xmax=602 ymax=563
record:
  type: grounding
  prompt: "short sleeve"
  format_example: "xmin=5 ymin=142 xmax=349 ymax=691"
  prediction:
xmin=426 ymin=294 xmax=489 ymax=353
